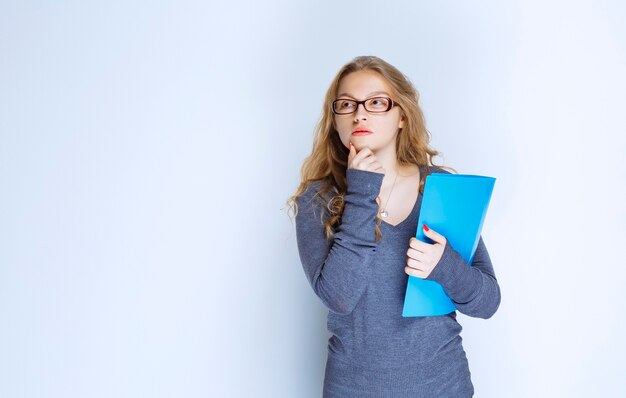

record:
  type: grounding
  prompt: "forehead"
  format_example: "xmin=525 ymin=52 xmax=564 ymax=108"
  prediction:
xmin=337 ymin=70 xmax=392 ymax=98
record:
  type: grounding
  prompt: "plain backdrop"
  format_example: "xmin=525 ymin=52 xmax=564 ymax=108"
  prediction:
xmin=1 ymin=1 xmax=625 ymax=397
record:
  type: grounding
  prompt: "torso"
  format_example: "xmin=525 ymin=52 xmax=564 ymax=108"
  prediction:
xmin=378 ymin=164 xmax=421 ymax=227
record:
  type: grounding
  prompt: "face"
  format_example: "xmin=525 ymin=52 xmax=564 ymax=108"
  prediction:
xmin=333 ymin=70 xmax=405 ymax=152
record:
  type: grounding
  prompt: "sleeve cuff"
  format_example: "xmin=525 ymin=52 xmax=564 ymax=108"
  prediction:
xmin=425 ymin=240 xmax=469 ymax=291
xmin=346 ymin=168 xmax=384 ymax=196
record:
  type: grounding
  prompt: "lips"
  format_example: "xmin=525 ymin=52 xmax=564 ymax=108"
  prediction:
xmin=352 ymin=128 xmax=373 ymax=135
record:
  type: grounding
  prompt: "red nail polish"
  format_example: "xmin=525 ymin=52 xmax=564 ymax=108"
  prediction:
xmin=423 ymin=224 xmax=429 ymax=231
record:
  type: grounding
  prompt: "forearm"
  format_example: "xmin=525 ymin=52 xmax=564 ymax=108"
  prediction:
xmin=426 ymin=237 xmax=501 ymax=319
xmin=295 ymin=169 xmax=383 ymax=315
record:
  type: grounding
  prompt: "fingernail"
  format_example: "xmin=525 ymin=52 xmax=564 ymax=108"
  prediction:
xmin=423 ymin=224 xmax=429 ymax=231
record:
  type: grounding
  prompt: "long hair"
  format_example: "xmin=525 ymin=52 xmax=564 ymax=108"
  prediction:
xmin=286 ymin=55 xmax=455 ymax=241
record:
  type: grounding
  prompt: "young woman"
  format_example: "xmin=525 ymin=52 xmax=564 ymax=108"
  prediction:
xmin=287 ymin=55 xmax=501 ymax=397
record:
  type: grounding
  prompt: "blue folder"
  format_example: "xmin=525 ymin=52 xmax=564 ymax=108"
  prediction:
xmin=402 ymin=173 xmax=496 ymax=317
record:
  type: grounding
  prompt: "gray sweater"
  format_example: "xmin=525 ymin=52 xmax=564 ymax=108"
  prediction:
xmin=294 ymin=166 xmax=501 ymax=397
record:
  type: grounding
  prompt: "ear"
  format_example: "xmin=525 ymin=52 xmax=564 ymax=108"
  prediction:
xmin=398 ymin=112 xmax=406 ymax=129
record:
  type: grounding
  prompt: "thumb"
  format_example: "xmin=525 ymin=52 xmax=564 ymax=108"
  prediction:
xmin=422 ymin=224 xmax=446 ymax=245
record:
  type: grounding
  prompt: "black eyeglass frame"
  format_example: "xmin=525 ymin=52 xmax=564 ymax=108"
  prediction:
xmin=331 ymin=96 xmax=398 ymax=115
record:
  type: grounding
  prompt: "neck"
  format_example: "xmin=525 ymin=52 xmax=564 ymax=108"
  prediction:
xmin=373 ymin=144 xmax=402 ymax=189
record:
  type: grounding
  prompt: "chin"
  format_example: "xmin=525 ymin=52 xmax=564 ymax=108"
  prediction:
xmin=354 ymin=139 xmax=380 ymax=148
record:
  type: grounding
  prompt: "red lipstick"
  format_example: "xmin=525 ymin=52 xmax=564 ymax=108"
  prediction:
xmin=352 ymin=127 xmax=373 ymax=136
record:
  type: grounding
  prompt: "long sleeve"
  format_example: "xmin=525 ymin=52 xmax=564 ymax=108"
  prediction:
xmin=294 ymin=169 xmax=384 ymax=315
xmin=425 ymin=236 xmax=501 ymax=319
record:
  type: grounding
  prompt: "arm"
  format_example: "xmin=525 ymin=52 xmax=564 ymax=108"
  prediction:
xmin=294 ymin=169 xmax=383 ymax=315
xmin=426 ymin=236 xmax=501 ymax=319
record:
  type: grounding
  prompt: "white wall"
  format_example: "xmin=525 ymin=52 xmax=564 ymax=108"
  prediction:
xmin=1 ymin=1 xmax=624 ymax=397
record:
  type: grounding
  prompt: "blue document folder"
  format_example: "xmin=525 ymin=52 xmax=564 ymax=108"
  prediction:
xmin=402 ymin=173 xmax=496 ymax=317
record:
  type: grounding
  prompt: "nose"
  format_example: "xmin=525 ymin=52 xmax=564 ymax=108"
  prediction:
xmin=354 ymin=103 xmax=368 ymax=122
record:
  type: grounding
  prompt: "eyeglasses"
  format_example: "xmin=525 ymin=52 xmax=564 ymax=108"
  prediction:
xmin=331 ymin=96 xmax=397 ymax=115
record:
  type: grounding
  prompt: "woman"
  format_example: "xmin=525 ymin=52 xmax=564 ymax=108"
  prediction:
xmin=287 ymin=55 xmax=501 ymax=397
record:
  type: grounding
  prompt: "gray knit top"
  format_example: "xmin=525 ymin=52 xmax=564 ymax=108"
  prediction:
xmin=294 ymin=166 xmax=501 ymax=397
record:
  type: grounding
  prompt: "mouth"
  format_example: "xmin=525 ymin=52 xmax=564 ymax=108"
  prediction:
xmin=352 ymin=128 xmax=373 ymax=136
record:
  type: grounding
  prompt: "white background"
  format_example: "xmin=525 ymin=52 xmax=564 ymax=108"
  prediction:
xmin=1 ymin=1 xmax=625 ymax=397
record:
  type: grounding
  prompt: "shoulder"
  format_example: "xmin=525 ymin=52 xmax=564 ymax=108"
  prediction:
xmin=299 ymin=179 xmax=325 ymax=199
xmin=295 ymin=180 xmax=329 ymax=212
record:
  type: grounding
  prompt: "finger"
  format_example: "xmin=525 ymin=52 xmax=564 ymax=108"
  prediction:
xmin=367 ymin=161 xmax=384 ymax=173
xmin=352 ymin=146 xmax=373 ymax=163
xmin=352 ymin=154 xmax=378 ymax=171
xmin=406 ymin=258 xmax=424 ymax=271
xmin=407 ymin=247 xmax=428 ymax=261
xmin=358 ymin=156 xmax=379 ymax=170
xmin=422 ymin=224 xmax=447 ymax=245
xmin=409 ymin=237 xmax=433 ymax=252
xmin=347 ymin=142 xmax=357 ymax=166
xmin=405 ymin=266 xmax=426 ymax=278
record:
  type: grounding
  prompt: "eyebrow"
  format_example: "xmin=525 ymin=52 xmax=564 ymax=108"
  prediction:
xmin=337 ymin=90 xmax=389 ymax=99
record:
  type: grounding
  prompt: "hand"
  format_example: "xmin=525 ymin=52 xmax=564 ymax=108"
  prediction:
xmin=347 ymin=142 xmax=385 ymax=174
xmin=405 ymin=224 xmax=447 ymax=278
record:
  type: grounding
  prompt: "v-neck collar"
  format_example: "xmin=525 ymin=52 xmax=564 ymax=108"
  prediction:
xmin=380 ymin=165 xmax=425 ymax=229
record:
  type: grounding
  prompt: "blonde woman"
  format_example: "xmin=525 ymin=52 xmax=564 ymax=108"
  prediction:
xmin=287 ymin=55 xmax=501 ymax=397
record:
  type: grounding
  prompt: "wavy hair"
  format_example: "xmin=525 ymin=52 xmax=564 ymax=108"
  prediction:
xmin=286 ymin=55 xmax=455 ymax=241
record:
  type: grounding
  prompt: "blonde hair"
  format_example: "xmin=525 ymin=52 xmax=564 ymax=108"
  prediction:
xmin=286 ymin=55 xmax=455 ymax=241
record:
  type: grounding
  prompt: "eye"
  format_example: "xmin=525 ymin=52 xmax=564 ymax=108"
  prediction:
xmin=367 ymin=97 xmax=389 ymax=109
xmin=340 ymin=100 xmax=355 ymax=108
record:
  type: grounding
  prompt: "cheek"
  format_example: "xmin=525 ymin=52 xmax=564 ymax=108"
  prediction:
xmin=384 ymin=117 xmax=402 ymax=133
xmin=334 ymin=117 xmax=352 ymax=136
